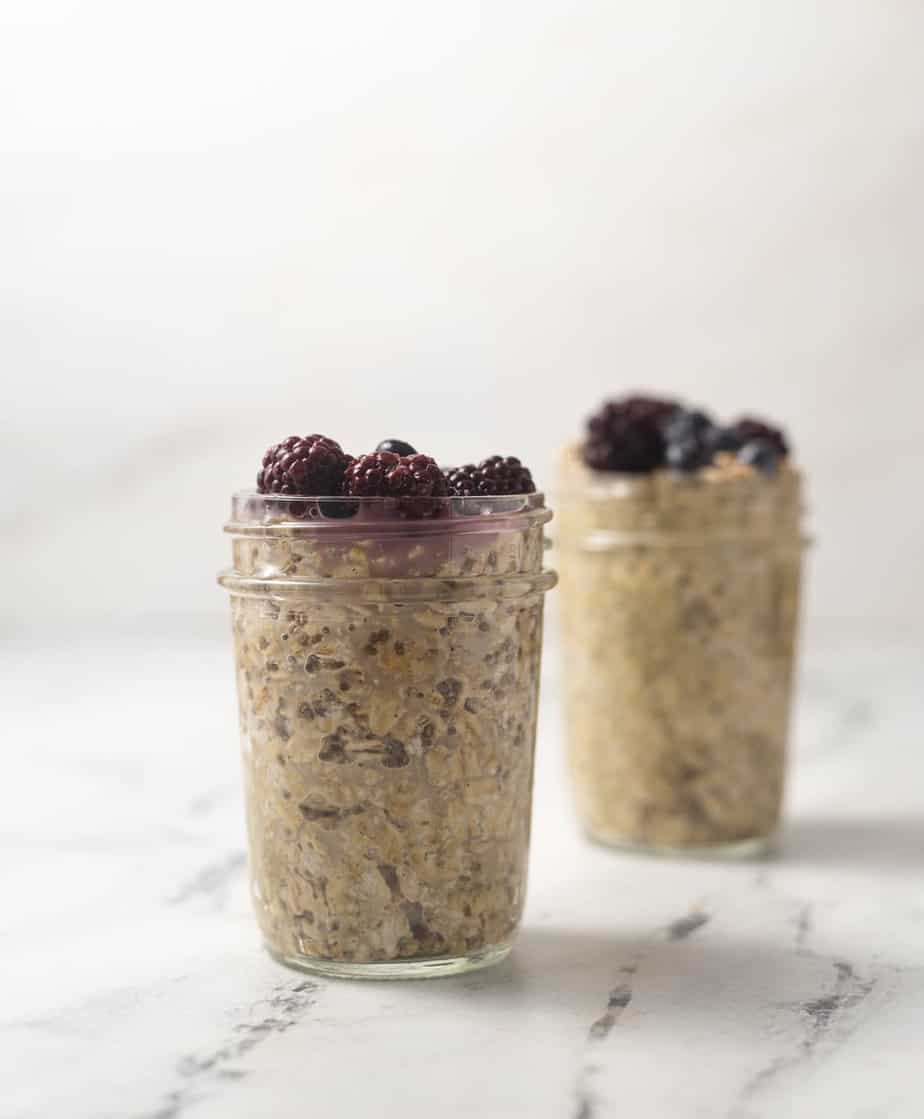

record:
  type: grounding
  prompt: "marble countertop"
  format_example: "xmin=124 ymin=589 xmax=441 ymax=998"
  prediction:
xmin=2 ymin=624 xmax=922 ymax=1119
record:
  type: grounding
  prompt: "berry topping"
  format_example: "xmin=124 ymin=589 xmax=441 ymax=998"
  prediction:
xmin=375 ymin=438 xmax=418 ymax=456
xmin=733 ymin=416 xmax=789 ymax=457
xmin=582 ymin=396 xmax=792 ymax=478
xmin=703 ymin=425 xmax=745 ymax=455
xmin=444 ymin=464 xmax=477 ymax=496
xmin=662 ymin=408 xmax=719 ymax=473
xmin=345 ymin=452 xmax=401 ymax=496
xmin=662 ymin=408 xmax=715 ymax=445
xmin=666 ymin=437 xmax=710 ymax=473
xmin=445 ymin=456 xmax=536 ymax=497
xmin=738 ymin=438 xmax=781 ymax=476
xmin=257 ymin=434 xmax=351 ymax=496
xmin=583 ymin=395 xmax=678 ymax=473
xmin=344 ymin=452 xmax=448 ymax=517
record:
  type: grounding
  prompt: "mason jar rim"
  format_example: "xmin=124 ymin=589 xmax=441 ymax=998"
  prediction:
xmin=225 ymin=489 xmax=552 ymax=538
xmin=556 ymin=528 xmax=812 ymax=551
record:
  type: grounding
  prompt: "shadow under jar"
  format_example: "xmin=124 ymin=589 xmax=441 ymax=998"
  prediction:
xmin=557 ymin=463 xmax=807 ymax=857
xmin=219 ymin=492 xmax=556 ymax=979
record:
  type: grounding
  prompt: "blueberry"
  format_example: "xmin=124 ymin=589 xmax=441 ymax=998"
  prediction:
xmin=662 ymin=408 xmax=715 ymax=444
xmin=738 ymin=438 xmax=780 ymax=476
xmin=704 ymin=425 xmax=745 ymax=455
xmin=376 ymin=439 xmax=417 ymax=456
xmin=666 ymin=438 xmax=709 ymax=473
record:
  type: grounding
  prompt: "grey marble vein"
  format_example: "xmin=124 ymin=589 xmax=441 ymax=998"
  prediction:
xmin=574 ymin=976 xmax=636 ymax=1118
xmin=588 ymin=983 xmax=633 ymax=1041
xmin=811 ymin=693 xmax=877 ymax=762
xmin=135 ymin=980 xmax=318 ymax=1119
xmin=793 ymin=903 xmax=813 ymax=952
xmin=666 ymin=911 xmax=710 ymax=941
xmin=168 ymin=852 xmax=246 ymax=908
xmin=728 ymin=958 xmax=879 ymax=1118
xmin=573 ymin=911 xmax=711 ymax=1117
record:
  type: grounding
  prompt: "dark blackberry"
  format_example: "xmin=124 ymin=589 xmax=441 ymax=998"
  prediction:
xmin=445 ymin=456 xmax=536 ymax=496
xmin=257 ymin=434 xmax=351 ymax=496
xmin=376 ymin=438 xmax=417 ymax=456
xmin=345 ymin=452 xmax=448 ymax=517
xmin=445 ymin=463 xmax=478 ymax=496
xmin=733 ymin=416 xmax=789 ymax=457
xmin=345 ymin=452 xmax=399 ymax=496
xmin=583 ymin=395 xmax=678 ymax=473
xmin=738 ymin=438 xmax=781 ymax=476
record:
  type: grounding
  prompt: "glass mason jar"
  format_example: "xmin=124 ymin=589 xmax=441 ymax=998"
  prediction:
xmin=219 ymin=492 xmax=556 ymax=979
xmin=557 ymin=460 xmax=807 ymax=857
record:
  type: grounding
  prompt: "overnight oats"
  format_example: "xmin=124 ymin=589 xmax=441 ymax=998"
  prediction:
xmin=219 ymin=435 xmax=556 ymax=978
xmin=558 ymin=398 xmax=807 ymax=856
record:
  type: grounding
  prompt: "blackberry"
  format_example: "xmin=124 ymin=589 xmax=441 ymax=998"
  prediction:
xmin=583 ymin=395 xmax=678 ymax=473
xmin=376 ymin=438 xmax=417 ymax=456
xmin=257 ymin=434 xmax=351 ymax=496
xmin=445 ymin=464 xmax=478 ymax=496
xmin=445 ymin=456 xmax=536 ymax=496
xmin=345 ymin=452 xmax=399 ymax=496
xmin=733 ymin=416 xmax=789 ymax=457
xmin=345 ymin=452 xmax=448 ymax=517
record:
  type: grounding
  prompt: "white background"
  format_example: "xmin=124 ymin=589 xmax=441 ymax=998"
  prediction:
xmin=3 ymin=0 xmax=923 ymax=630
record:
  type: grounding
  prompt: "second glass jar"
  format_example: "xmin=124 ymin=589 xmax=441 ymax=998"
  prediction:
xmin=557 ymin=467 xmax=806 ymax=857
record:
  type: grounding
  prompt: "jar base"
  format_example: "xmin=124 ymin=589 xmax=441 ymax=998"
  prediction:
xmin=266 ymin=941 xmax=513 ymax=981
xmin=585 ymin=830 xmax=776 ymax=860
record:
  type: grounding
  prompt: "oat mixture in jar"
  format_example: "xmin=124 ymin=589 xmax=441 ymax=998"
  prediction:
xmin=219 ymin=436 xmax=556 ymax=978
xmin=557 ymin=400 xmax=807 ymax=855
